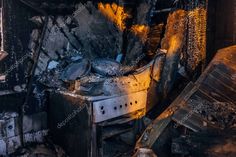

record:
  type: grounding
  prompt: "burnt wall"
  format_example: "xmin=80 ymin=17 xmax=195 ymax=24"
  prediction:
xmin=0 ymin=0 xmax=33 ymax=90
xmin=207 ymin=0 xmax=236 ymax=63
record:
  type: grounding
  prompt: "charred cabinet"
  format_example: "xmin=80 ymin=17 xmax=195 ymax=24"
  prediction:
xmin=49 ymin=90 xmax=147 ymax=157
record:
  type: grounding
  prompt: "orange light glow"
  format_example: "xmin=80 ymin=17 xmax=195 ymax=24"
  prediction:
xmin=130 ymin=25 xmax=149 ymax=43
xmin=98 ymin=3 xmax=130 ymax=31
xmin=98 ymin=3 xmax=151 ymax=43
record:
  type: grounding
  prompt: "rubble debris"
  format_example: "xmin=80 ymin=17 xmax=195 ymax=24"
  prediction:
xmin=0 ymin=112 xmax=48 ymax=155
xmin=135 ymin=45 xmax=236 ymax=156
xmin=28 ymin=29 xmax=40 ymax=55
xmin=74 ymin=53 xmax=165 ymax=96
xmin=171 ymin=130 xmax=236 ymax=157
xmin=74 ymin=74 xmax=105 ymax=96
xmin=40 ymin=16 xmax=67 ymax=60
xmin=12 ymin=143 xmax=68 ymax=157
xmin=60 ymin=58 xmax=91 ymax=82
xmin=34 ymin=1 xmax=131 ymax=75
xmin=35 ymin=52 xmax=51 ymax=75
xmin=70 ymin=54 xmax=82 ymax=62
xmin=47 ymin=60 xmax=59 ymax=70
xmin=37 ymin=47 xmax=165 ymax=93
xmin=91 ymin=58 xmax=121 ymax=76
xmin=56 ymin=16 xmax=81 ymax=51
xmin=187 ymin=96 xmax=236 ymax=128
xmin=29 ymin=0 xmax=166 ymax=87
xmin=39 ymin=70 xmax=65 ymax=88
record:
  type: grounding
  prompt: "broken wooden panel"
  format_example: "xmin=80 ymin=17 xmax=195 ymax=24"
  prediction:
xmin=135 ymin=45 xmax=236 ymax=154
xmin=172 ymin=107 xmax=217 ymax=132
xmin=173 ymin=46 xmax=236 ymax=131
xmin=196 ymin=46 xmax=236 ymax=102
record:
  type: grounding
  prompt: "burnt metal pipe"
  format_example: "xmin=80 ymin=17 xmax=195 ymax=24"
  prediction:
xmin=19 ymin=0 xmax=48 ymax=146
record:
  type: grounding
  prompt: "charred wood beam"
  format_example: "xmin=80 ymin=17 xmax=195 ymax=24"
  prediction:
xmin=19 ymin=0 xmax=49 ymax=146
